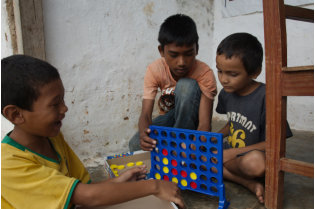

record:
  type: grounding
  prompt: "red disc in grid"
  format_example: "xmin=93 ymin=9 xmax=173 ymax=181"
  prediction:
xmin=171 ymin=159 xmax=178 ymax=167
xmin=190 ymin=182 xmax=197 ymax=189
xmin=180 ymin=170 xmax=187 ymax=178
xmin=162 ymin=149 xmax=168 ymax=156
xmin=171 ymin=168 xmax=178 ymax=175
xmin=163 ymin=175 xmax=169 ymax=181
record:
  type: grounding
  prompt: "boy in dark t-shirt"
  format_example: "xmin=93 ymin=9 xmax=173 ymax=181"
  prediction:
xmin=215 ymin=33 xmax=292 ymax=204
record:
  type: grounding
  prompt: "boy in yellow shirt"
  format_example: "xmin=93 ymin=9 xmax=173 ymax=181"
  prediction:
xmin=1 ymin=55 xmax=184 ymax=209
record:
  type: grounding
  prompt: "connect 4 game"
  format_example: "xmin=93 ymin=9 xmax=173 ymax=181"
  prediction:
xmin=149 ymin=125 xmax=229 ymax=209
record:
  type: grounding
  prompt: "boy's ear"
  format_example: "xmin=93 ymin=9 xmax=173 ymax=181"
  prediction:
xmin=158 ymin=45 xmax=165 ymax=57
xmin=251 ymin=68 xmax=262 ymax=79
xmin=195 ymin=43 xmax=199 ymax=55
xmin=2 ymin=105 xmax=25 ymax=125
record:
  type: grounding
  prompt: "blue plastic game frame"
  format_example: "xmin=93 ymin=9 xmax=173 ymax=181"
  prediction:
xmin=149 ymin=125 xmax=229 ymax=209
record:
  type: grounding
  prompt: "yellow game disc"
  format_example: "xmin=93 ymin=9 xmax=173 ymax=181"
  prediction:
xmin=155 ymin=173 xmax=161 ymax=179
xmin=135 ymin=161 xmax=143 ymax=166
xmin=110 ymin=164 xmax=118 ymax=169
xmin=127 ymin=162 xmax=135 ymax=167
xmin=181 ymin=179 xmax=188 ymax=187
xmin=172 ymin=177 xmax=178 ymax=184
xmin=162 ymin=158 xmax=169 ymax=165
xmin=163 ymin=166 xmax=169 ymax=174
xmin=117 ymin=165 xmax=125 ymax=170
xmin=190 ymin=172 xmax=197 ymax=180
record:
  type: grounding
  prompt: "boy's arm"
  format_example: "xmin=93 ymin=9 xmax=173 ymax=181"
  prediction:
xmin=138 ymin=99 xmax=156 ymax=151
xmin=218 ymin=122 xmax=230 ymax=137
xmin=223 ymin=141 xmax=266 ymax=163
xmin=217 ymin=122 xmax=265 ymax=163
xmin=197 ymin=93 xmax=213 ymax=132
xmin=71 ymin=168 xmax=184 ymax=208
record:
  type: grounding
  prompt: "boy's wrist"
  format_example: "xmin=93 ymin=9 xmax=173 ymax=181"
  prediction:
xmin=147 ymin=179 xmax=159 ymax=195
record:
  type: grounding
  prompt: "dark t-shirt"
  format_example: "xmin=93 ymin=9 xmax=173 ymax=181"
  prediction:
xmin=216 ymin=83 xmax=292 ymax=149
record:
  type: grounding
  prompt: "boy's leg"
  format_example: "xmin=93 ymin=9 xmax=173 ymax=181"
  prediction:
xmin=129 ymin=78 xmax=201 ymax=152
xmin=223 ymin=150 xmax=265 ymax=203
xmin=128 ymin=110 xmax=175 ymax=152
xmin=173 ymin=78 xmax=201 ymax=129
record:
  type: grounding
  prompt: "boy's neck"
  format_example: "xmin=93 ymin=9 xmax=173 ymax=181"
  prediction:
xmin=9 ymin=127 xmax=53 ymax=155
xmin=236 ymin=80 xmax=261 ymax=96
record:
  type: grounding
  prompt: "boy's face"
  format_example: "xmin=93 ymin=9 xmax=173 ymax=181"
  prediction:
xmin=216 ymin=54 xmax=257 ymax=96
xmin=21 ymin=78 xmax=68 ymax=138
xmin=159 ymin=43 xmax=197 ymax=81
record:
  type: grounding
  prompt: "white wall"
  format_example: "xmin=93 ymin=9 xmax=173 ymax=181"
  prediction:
xmin=1 ymin=0 xmax=15 ymax=136
xmin=1 ymin=0 xmax=313 ymax=167
xmin=42 ymin=0 xmax=215 ymax=166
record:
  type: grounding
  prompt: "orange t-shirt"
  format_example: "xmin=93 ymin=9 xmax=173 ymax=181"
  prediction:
xmin=143 ymin=58 xmax=217 ymax=114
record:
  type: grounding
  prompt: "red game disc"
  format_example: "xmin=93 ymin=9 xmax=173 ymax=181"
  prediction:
xmin=171 ymin=159 xmax=178 ymax=167
xmin=190 ymin=182 xmax=197 ymax=189
xmin=180 ymin=170 xmax=187 ymax=178
xmin=162 ymin=149 xmax=168 ymax=156
xmin=171 ymin=168 xmax=178 ymax=175
xmin=163 ymin=175 xmax=169 ymax=181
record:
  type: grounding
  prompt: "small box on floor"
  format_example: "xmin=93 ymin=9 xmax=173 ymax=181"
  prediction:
xmin=105 ymin=151 xmax=151 ymax=178
xmin=104 ymin=151 xmax=178 ymax=209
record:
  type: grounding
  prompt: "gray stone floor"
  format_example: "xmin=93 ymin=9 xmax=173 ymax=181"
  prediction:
xmin=87 ymin=120 xmax=314 ymax=209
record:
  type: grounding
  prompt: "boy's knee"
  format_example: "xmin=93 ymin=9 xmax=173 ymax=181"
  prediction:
xmin=175 ymin=78 xmax=199 ymax=94
xmin=239 ymin=150 xmax=265 ymax=177
xmin=175 ymin=78 xmax=200 ymax=101
xmin=129 ymin=133 xmax=141 ymax=152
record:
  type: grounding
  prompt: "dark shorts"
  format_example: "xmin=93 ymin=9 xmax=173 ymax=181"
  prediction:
xmin=236 ymin=149 xmax=265 ymax=157
xmin=223 ymin=142 xmax=265 ymax=157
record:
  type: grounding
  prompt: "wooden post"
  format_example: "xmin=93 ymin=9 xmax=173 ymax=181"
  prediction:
xmin=263 ymin=0 xmax=287 ymax=208
xmin=18 ymin=0 xmax=45 ymax=60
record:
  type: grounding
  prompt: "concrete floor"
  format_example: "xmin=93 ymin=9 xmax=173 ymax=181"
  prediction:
xmin=87 ymin=120 xmax=314 ymax=209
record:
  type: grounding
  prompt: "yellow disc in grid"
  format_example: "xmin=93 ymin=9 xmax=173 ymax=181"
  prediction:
xmin=127 ymin=162 xmax=135 ymax=167
xmin=117 ymin=165 xmax=125 ymax=170
xmin=163 ymin=166 xmax=169 ymax=174
xmin=190 ymin=172 xmax=197 ymax=180
xmin=136 ymin=161 xmax=143 ymax=166
xmin=162 ymin=157 xmax=169 ymax=165
xmin=114 ymin=173 xmax=119 ymax=177
xmin=172 ymin=177 xmax=178 ymax=184
xmin=155 ymin=173 xmax=161 ymax=180
xmin=181 ymin=179 xmax=188 ymax=187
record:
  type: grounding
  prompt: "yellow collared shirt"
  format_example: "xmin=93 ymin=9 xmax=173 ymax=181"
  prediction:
xmin=1 ymin=132 xmax=91 ymax=209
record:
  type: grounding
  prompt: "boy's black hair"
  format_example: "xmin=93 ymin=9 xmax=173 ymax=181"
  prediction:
xmin=216 ymin=33 xmax=263 ymax=75
xmin=1 ymin=55 xmax=60 ymax=114
xmin=158 ymin=14 xmax=199 ymax=51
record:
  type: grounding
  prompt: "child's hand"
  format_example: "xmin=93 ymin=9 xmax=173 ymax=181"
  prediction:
xmin=154 ymin=180 xmax=185 ymax=209
xmin=140 ymin=128 xmax=156 ymax=151
xmin=111 ymin=165 xmax=147 ymax=183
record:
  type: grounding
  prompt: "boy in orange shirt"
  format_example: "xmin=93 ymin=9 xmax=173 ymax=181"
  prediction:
xmin=1 ymin=55 xmax=184 ymax=209
xmin=129 ymin=14 xmax=217 ymax=152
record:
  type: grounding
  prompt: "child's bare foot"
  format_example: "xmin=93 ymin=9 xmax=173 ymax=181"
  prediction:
xmin=246 ymin=181 xmax=264 ymax=203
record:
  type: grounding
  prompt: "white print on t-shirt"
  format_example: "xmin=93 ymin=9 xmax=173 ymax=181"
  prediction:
xmin=227 ymin=112 xmax=257 ymax=133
